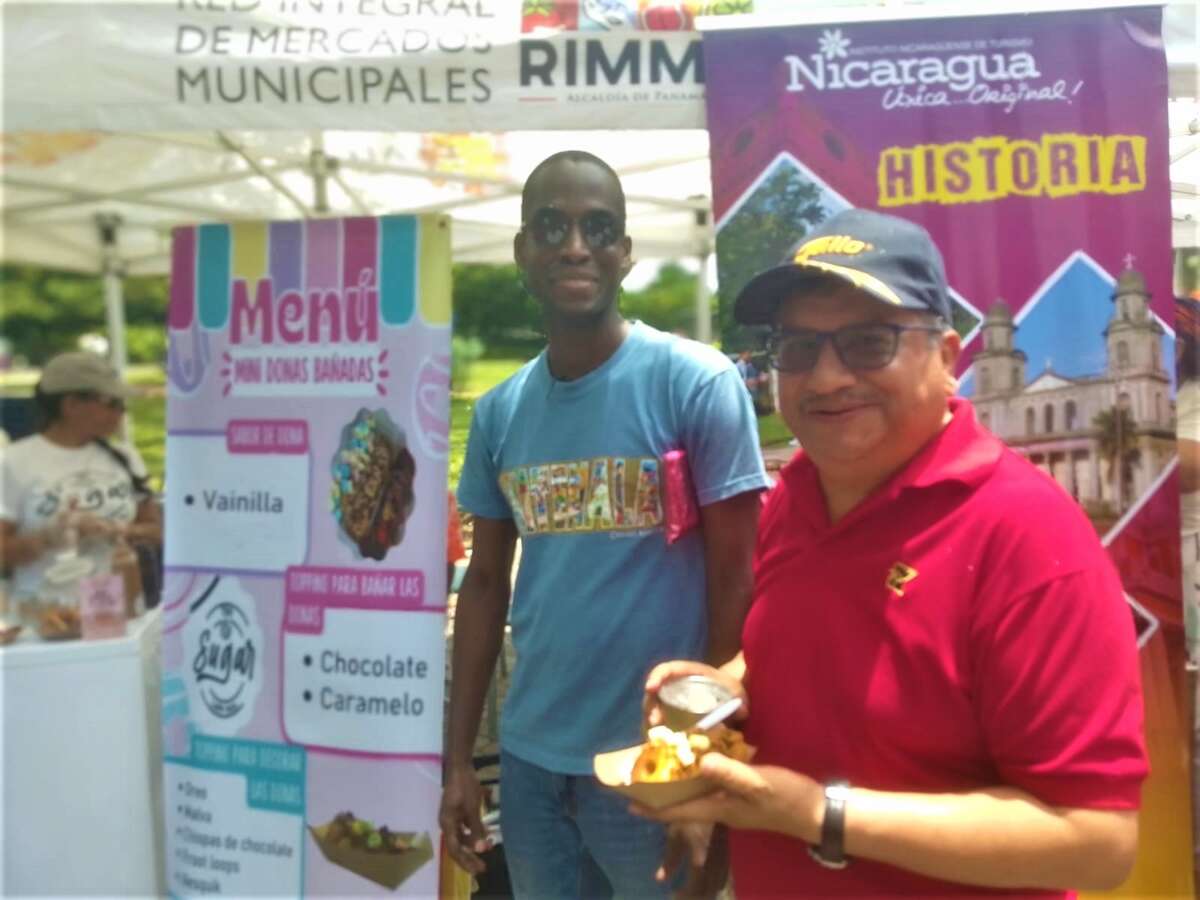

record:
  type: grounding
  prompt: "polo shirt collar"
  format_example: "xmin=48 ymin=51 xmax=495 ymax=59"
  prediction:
xmin=902 ymin=398 xmax=1003 ymax=490
xmin=781 ymin=398 xmax=1002 ymax=530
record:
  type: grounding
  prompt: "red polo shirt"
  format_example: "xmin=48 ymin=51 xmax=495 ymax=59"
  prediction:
xmin=732 ymin=399 xmax=1148 ymax=898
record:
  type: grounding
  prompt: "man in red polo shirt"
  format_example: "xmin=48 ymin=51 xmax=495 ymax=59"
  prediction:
xmin=640 ymin=209 xmax=1148 ymax=897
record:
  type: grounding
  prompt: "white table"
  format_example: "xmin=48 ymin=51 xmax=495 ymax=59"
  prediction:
xmin=1 ymin=609 xmax=164 ymax=897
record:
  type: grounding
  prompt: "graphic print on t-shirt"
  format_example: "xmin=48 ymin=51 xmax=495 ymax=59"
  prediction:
xmin=498 ymin=455 xmax=663 ymax=537
xmin=28 ymin=468 xmax=137 ymax=526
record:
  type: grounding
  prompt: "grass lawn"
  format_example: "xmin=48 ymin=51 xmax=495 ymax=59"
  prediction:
xmin=450 ymin=358 xmax=528 ymax=488
xmin=129 ymin=390 xmax=167 ymax=491
xmin=756 ymin=411 xmax=793 ymax=448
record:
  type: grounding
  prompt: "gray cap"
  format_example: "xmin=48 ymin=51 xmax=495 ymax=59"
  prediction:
xmin=38 ymin=352 xmax=135 ymax=398
xmin=734 ymin=209 xmax=952 ymax=326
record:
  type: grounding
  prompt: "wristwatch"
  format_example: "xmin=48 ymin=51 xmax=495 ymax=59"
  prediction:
xmin=807 ymin=779 xmax=851 ymax=869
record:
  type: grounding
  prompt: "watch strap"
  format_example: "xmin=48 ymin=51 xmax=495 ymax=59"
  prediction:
xmin=808 ymin=779 xmax=850 ymax=870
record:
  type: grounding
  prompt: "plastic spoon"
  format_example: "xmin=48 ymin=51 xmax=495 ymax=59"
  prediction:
xmin=693 ymin=696 xmax=743 ymax=732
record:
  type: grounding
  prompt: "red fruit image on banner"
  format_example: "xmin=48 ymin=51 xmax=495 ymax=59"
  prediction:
xmin=522 ymin=0 xmax=579 ymax=32
xmin=639 ymin=1 xmax=692 ymax=31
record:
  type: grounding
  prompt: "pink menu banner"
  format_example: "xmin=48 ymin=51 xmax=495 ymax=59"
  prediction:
xmin=161 ymin=215 xmax=451 ymax=898
xmin=284 ymin=566 xmax=429 ymax=635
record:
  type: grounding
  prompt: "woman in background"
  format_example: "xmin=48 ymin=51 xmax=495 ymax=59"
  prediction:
xmin=0 ymin=351 xmax=161 ymax=619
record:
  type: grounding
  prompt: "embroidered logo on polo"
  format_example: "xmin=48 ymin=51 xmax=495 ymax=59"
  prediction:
xmin=498 ymin=456 xmax=663 ymax=536
xmin=885 ymin=562 xmax=919 ymax=597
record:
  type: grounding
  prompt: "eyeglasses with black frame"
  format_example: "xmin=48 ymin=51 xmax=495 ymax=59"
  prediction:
xmin=523 ymin=207 xmax=624 ymax=251
xmin=766 ymin=320 xmax=946 ymax=373
xmin=76 ymin=391 xmax=126 ymax=412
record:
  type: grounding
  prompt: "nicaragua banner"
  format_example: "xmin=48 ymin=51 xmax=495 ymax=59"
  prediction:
xmin=3 ymin=0 xmax=749 ymax=132
xmin=160 ymin=215 xmax=451 ymax=896
xmin=702 ymin=7 xmax=1192 ymax=897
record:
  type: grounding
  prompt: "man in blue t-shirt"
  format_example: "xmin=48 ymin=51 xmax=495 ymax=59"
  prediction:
xmin=440 ymin=150 xmax=770 ymax=899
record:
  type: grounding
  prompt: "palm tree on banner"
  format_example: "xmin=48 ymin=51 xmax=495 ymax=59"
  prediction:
xmin=1093 ymin=405 xmax=1141 ymax=512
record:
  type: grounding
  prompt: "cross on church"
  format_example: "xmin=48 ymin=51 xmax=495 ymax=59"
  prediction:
xmin=1123 ymin=252 xmax=1136 ymax=269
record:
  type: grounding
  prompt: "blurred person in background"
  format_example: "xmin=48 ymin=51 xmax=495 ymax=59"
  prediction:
xmin=0 ymin=352 xmax=161 ymax=617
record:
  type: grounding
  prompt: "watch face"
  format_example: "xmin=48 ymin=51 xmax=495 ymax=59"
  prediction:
xmin=826 ymin=781 xmax=852 ymax=801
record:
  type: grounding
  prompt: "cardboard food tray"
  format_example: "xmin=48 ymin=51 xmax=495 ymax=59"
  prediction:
xmin=38 ymin=606 xmax=81 ymax=641
xmin=308 ymin=825 xmax=433 ymax=891
xmin=594 ymin=744 xmax=755 ymax=810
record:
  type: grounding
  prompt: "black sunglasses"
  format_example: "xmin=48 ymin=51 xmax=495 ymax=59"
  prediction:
xmin=77 ymin=391 xmax=125 ymax=411
xmin=524 ymin=207 xmax=624 ymax=250
xmin=767 ymin=322 xmax=945 ymax=373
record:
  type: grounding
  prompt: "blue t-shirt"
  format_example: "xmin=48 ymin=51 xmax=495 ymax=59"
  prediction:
xmin=457 ymin=322 xmax=771 ymax=773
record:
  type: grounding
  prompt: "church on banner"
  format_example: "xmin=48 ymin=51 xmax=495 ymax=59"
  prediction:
xmin=972 ymin=267 xmax=1176 ymax=528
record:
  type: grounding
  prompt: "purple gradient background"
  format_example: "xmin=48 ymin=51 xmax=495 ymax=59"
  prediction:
xmin=704 ymin=6 xmax=1174 ymax=353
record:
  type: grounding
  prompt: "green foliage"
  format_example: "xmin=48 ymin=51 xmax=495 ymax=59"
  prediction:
xmin=715 ymin=164 xmax=828 ymax=351
xmin=757 ymin=411 xmax=793 ymax=448
xmin=451 ymin=263 xmax=543 ymax=353
xmin=1092 ymin=405 xmax=1141 ymax=509
xmin=619 ymin=263 xmax=703 ymax=336
xmin=1179 ymin=248 xmax=1200 ymax=297
xmin=125 ymin=324 xmax=168 ymax=365
xmin=450 ymin=335 xmax=485 ymax=393
xmin=450 ymin=261 xmax=709 ymax=347
xmin=0 ymin=266 xmax=170 ymax=365
xmin=950 ymin=301 xmax=982 ymax=341
xmin=128 ymin=386 xmax=166 ymax=492
xmin=448 ymin=357 xmax=527 ymax=488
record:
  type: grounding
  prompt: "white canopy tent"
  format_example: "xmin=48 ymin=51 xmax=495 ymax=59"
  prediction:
xmin=0 ymin=129 xmax=720 ymax=360
xmin=1 ymin=0 xmax=1196 ymax=365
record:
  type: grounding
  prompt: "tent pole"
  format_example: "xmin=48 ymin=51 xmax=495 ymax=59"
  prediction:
xmin=97 ymin=213 xmax=132 ymax=441
xmin=311 ymin=132 xmax=331 ymax=215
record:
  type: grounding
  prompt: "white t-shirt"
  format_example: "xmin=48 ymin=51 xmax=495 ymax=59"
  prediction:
xmin=0 ymin=434 xmax=148 ymax=598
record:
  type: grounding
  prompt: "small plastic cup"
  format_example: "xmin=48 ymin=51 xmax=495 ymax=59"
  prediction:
xmin=657 ymin=675 xmax=735 ymax=731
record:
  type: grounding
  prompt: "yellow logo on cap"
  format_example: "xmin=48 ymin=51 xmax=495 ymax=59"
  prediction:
xmin=789 ymin=236 xmax=902 ymax=307
xmin=793 ymin=235 xmax=873 ymax=264
xmin=885 ymin=562 xmax=918 ymax=597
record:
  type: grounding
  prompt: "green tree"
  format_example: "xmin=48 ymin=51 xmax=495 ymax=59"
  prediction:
xmin=620 ymin=262 xmax=700 ymax=336
xmin=0 ymin=266 xmax=169 ymax=365
xmin=1093 ymin=405 xmax=1141 ymax=511
xmin=449 ymin=261 xmax=706 ymax=349
xmin=715 ymin=164 xmax=827 ymax=350
xmin=450 ymin=263 xmax=543 ymax=355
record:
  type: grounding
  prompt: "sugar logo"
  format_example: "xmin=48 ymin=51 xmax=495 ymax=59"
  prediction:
xmin=183 ymin=577 xmax=263 ymax=734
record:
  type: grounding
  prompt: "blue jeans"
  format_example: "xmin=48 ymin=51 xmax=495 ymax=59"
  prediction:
xmin=500 ymin=751 xmax=672 ymax=900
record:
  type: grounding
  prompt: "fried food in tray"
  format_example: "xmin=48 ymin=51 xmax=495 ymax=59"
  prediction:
xmin=38 ymin=604 xmax=82 ymax=641
xmin=632 ymin=724 xmax=753 ymax=783
xmin=308 ymin=812 xmax=433 ymax=890
xmin=594 ymin=724 xmax=755 ymax=810
xmin=0 ymin=624 xmax=23 ymax=645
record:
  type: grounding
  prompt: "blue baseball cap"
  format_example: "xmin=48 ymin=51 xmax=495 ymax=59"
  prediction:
xmin=733 ymin=209 xmax=952 ymax=326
